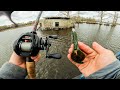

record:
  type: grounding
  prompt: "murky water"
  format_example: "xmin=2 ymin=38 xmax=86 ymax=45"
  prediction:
xmin=0 ymin=23 xmax=120 ymax=79
xmin=75 ymin=23 xmax=120 ymax=54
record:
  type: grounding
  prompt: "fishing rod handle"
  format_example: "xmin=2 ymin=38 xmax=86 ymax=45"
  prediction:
xmin=26 ymin=57 xmax=36 ymax=79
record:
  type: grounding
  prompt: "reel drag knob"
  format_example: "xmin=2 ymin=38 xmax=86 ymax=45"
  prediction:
xmin=39 ymin=37 xmax=44 ymax=50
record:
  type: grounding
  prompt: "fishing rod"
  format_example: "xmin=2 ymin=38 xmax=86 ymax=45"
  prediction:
xmin=13 ymin=11 xmax=62 ymax=79
xmin=33 ymin=11 xmax=43 ymax=31
xmin=25 ymin=11 xmax=42 ymax=79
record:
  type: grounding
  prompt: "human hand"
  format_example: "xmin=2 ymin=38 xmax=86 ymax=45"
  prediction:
xmin=9 ymin=52 xmax=40 ymax=69
xmin=67 ymin=41 xmax=117 ymax=77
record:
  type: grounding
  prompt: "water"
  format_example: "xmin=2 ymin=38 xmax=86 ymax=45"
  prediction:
xmin=0 ymin=23 xmax=120 ymax=79
xmin=75 ymin=23 xmax=120 ymax=54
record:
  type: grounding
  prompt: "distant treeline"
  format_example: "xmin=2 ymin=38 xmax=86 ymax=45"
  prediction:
xmin=71 ymin=16 xmax=97 ymax=23
xmin=0 ymin=16 xmax=111 ymax=32
xmin=0 ymin=21 xmax=35 ymax=32
xmin=0 ymin=17 xmax=97 ymax=32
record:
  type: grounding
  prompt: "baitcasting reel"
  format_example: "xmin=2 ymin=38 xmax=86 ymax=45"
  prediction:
xmin=13 ymin=31 xmax=62 ymax=59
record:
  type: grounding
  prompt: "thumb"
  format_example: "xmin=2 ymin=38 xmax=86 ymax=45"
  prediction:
xmin=31 ymin=54 xmax=41 ymax=62
xmin=92 ymin=42 xmax=106 ymax=54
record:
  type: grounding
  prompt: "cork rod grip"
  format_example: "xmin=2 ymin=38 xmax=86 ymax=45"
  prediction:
xmin=26 ymin=57 xmax=36 ymax=79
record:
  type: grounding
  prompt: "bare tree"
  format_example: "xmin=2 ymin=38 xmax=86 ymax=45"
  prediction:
xmin=111 ymin=11 xmax=119 ymax=26
xmin=73 ymin=11 xmax=81 ymax=23
xmin=77 ymin=11 xmax=80 ymax=17
xmin=70 ymin=11 xmax=87 ymax=22
xmin=71 ymin=11 xmax=87 ymax=17
xmin=106 ymin=11 xmax=120 ymax=26
xmin=58 ymin=11 xmax=71 ymax=18
xmin=96 ymin=11 xmax=108 ymax=25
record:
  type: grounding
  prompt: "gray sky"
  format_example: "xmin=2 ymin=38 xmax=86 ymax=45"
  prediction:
xmin=0 ymin=11 xmax=118 ymax=26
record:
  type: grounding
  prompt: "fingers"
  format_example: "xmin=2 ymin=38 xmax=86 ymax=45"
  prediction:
xmin=92 ymin=42 xmax=106 ymax=54
xmin=68 ymin=42 xmax=95 ymax=55
xmin=68 ymin=44 xmax=81 ymax=67
xmin=67 ymin=54 xmax=80 ymax=67
xmin=31 ymin=54 xmax=41 ymax=62
xmin=68 ymin=44 xmax=74 ymax=54
xmin=78 ymin=42 xmax=95 ymax=55
xmin=68 ymin=42 xmax=95 ymax=64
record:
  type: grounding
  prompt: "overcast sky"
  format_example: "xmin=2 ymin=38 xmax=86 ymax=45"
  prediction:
xmin=0 ymin=11 xmax=118 ymax=26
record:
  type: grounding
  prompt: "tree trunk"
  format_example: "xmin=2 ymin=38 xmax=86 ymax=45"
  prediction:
xmin=99 ymin=11 xmax=103 ymax=25
xmin=111 ymin=11 xmax=118 ymax=27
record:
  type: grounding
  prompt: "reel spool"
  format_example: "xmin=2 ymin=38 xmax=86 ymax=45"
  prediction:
xmin=13 ymin=31 xmax=40 ymax=57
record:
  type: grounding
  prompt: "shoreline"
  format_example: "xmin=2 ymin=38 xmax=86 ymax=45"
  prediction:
xmin=0 ymin=24 xmax=34 ymax=32
xmin=0 ymin=21 xmax=35 ymax=32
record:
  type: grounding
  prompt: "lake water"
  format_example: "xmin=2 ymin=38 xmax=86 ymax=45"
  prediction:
xmin=0 ymin=23 xmax=120 ymax=79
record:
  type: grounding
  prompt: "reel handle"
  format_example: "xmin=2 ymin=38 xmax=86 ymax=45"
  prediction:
xmin=46 ymin=53 xmax=62 ymax=59
xmin=26 ymin=57 xmax=36 ymax=79
xmin=49 ymin=35 xmax=58 ymax=39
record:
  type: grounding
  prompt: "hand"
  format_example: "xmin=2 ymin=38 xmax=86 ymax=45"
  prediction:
xmin=67 ymin=41 xmax=117 ymax=77
xmin=9 ymin=52 xmax=40 ymax=69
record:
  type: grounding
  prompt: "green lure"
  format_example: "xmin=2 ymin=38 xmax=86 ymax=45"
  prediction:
xmin=71 ymin=29 xmax=85 ymax=64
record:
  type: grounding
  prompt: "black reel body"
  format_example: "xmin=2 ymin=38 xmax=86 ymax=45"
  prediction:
xmin=13 ymin=31 xmax=40 ymax=57
xmin=13 ymin=31 xmax=62 ymax=59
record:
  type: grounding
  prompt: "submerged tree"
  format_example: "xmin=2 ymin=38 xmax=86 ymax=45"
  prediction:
xmin=70 ymin=11 xmax=81 ymax=23
xmin=106 ymin=11 xmax=120 ymax=27
xmin=111 ymin=11 xmax=119 ymax=27
xmin=96 ymin=11 xmax=108 ymax=25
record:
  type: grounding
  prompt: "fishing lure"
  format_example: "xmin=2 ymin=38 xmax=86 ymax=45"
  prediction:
xmin=71 ymin=29 xmax=85 ymax=64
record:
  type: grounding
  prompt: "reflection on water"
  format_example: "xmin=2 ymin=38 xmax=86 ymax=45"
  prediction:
xmin=93 ymin=25 xmax=102 ymax=41
xmin=102 ymin=26 xmax=116 ymax=46
xmin=75 ymin=24 xmax=120 ymax=54
xmin=0 ymin=24 xmax=120 ymax=79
